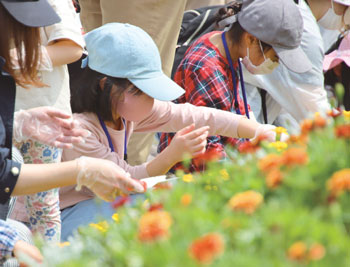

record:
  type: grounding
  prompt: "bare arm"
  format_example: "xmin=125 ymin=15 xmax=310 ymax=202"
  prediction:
xmin=46 ymin=39 xmax=83 ymax=67
xmin=11 ymin=161 xmax=78 ymax=195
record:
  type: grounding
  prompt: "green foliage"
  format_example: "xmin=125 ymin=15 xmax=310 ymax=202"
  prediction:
xmin=41 ymin=116 xmax=350 ymax=267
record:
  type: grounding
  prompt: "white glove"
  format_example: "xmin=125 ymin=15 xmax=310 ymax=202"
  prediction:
xmin=10 ymin=45 xmax=53 ymax=72
xmin=76 ymin=157 xmax=145 ymax=202
xmin=13 ymin=107 xmax=90 ymax=149
xmin=250 ymin=124 xmax=289 ymax=144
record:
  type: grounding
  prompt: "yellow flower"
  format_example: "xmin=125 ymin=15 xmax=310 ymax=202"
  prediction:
xmin=343 ymin=110 xmax=350 ymax=121
xmin=57 ymin=242 xmax=70 ymax=248
xmin=183 ymin=174 xmax=194 ymax=183
xmin=273 ymin=127 xmax=288 ymax=135
xmin=268 ymin=141 xmax=288 ymax=152
xmin=205 ymin=185 xmax=212 ymax=191
xmin=220 ymin=169 xmax=229 ymax=181
xmin=112 ymin=213 xmax=119 ymax=223
xmin=89 ymin=221 xmax=109 ymax=233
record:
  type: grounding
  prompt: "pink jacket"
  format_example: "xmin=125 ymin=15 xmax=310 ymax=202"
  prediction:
xmin=59 ymin=100 xmax=243 ymax=209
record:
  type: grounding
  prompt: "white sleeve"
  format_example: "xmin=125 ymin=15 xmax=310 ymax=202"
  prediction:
xmin=42 ymin=0 xmax=85 ymax=48
xmin=242 ymin=0 xmax=330 ymax=123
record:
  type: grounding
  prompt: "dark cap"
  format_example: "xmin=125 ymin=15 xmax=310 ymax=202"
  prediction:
xmin=0 ymin=0 xmax=60 ymax=27
xmin=238 ymin=0 xmax=312 ymax=73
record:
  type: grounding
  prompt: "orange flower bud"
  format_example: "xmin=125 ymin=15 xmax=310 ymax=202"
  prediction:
xmin=181 ymin=194 xmax=192 ymax=206
xmin=287 ymin=241 xmax=307 ymax=261
xmin=308 ymin=243 xmax=326 ymax=261
xmin=266 ymin=169 xmax=283 ymax=189
xmin=258 ymin=154 xmax=282 ymax=174
xmin=229 ymin=191 xmax=263 ymax=214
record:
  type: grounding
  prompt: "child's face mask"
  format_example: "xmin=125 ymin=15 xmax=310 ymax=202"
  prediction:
xmin=115 ymin=91 xmax=154 ymax=122
xmin=318 ymin=0 xmax=343 ymax=30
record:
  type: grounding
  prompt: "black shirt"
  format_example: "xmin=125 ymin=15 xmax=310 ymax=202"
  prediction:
xmin=0 ymin=57 xmax=22 ymax=204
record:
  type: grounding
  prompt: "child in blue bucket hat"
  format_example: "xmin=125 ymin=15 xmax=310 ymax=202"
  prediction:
xmin=59 ymin=23 xmax=287 ymax=241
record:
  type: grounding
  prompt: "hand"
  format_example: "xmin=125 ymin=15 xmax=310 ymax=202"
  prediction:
xmin=13 ymin=240 xmax=43 ymax=267
xmin=168 ymin=124 xmax=209 ymax=162
xmin=75 ymin=157 xmax=145 ymax=202
xmin=13 ymin=107 xmax=90 ymax=149
xmin=251 ymin=124 xmax=289 ymax=144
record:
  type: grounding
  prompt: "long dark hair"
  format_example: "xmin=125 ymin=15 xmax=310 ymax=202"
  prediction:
xmin=0 ymin=4 xmax=45 ymax=88
xmin=70 ymin=66 xmax=142 ymax=121
xmin=216 ymin=1 xmax=272 ymax=52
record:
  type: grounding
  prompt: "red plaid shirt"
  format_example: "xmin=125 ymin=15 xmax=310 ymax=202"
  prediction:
xmin=158 ymin=31 xmax=250 ymax=172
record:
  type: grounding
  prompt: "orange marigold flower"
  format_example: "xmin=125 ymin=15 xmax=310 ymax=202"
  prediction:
xmin=308 ymin=243 xmax=326 ymax=261
xmin=327 ymin=169 xmax=350 ymax=196
xmin=314 ymin=113 xmax=327 ymax=128
xmin=287 ymin=241 xmax=307 ymax=261
xmin=288 ymin=134 xmax=308 ymax=146
xmin=282 ymin=147 xmax=308 ymax=167
xmin=228 ymin=190 xmax=263 ymax=214
xmin=181 ymin=194 xmax=192 ymax=206
xmin=335 ymin=124 xmax=350 ymax=139
xmin=138 ymin=210 xmax=172 ymax=242
xmin=300 ymin=119 xmax=314 ymax=135
xmin=189 ymin=233 xmax=225 ymax=264
xmin=266 ymin=169 xmax=283 ymax=189
xmin=258 ymin=154 xmax=282 ymax=174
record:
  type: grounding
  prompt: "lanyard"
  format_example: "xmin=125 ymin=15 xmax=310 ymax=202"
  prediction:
xmin=98 ymin=115 xmax=128 ymax=161
xmin=221 ymin=32 xmax=250 ymax=119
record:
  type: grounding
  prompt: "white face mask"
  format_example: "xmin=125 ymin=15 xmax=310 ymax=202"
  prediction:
xmin=242 ymin=41 xmax=279 ymax=75
xmin=318 ymin=0 xmax=343 ymax=30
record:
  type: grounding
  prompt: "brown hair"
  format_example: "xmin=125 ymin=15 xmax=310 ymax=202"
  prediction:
xmin=0 ymin=5 xmax=45 ymax=88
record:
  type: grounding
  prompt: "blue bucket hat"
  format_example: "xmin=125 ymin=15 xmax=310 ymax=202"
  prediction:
xmin=83 ymin=23 xmax=185 ymax=101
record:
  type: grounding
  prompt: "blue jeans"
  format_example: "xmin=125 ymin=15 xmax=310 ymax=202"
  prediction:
xmin=61 ymin=194 xmax=144 ymax=241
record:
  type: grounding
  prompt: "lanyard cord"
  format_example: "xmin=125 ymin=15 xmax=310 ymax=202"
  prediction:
xmin=221 ymin=32 xmax=250 ymax=119
xmin=97 ymin=114 xmax=128 ymax=161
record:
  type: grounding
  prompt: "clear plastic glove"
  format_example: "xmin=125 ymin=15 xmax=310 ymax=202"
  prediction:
xmin=13 ymin=107 xmax=90 ymax=149
xmin=250 ymin=124 xmax=289 ymax=144
xmin=168 ymin=124 xmax=209 ymax=162
xmin=75 ymin=157 xmax=145 ymax=202
xmin=10 ymin=45 xmax=53 ymax=72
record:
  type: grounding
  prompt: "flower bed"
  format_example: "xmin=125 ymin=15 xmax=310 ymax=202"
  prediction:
xmin=41 ymin=111 xmax=350 ymax=266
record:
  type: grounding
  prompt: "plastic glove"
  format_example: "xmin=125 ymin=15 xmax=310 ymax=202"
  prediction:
xmin=10 ymin=45 xmax=53 ymax=72
xmin=75 ymin=157 xmax=145 ymax=202
xmin=13 ymin=107 xmax=90 ymax=149
xmin=250 ymin=124 xmax=289 ymax=144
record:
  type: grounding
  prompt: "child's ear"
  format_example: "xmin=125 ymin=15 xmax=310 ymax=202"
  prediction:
xmin=99 ymin=77 xmax=107 ymax=90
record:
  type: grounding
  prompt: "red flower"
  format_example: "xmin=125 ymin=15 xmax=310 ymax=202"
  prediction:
xmin=335 ymin=124 xmax=350 ymax=139
xmin=189 ymin=233 xmax=225 ymax=264
xmin=148 ymin=203 xmax=163 ymax=212
xmin=237 ymin=141 xmax=260 ymax=154
xmin=111 ymin=196 xmax=130 ymax=209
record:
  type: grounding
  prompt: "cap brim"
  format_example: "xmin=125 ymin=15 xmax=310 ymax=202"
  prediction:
xmin=334 ymin=0 xmax=350 ymax=6
xmin=129 ymin=73 xmax=185 ymax=101
xmin=2 ymin=0 xmax=61 ymax=27
xmin=323 ymin=51 xmax=350 ymax=71
xmin=273 ymin=46 xmax=312 ymax=74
